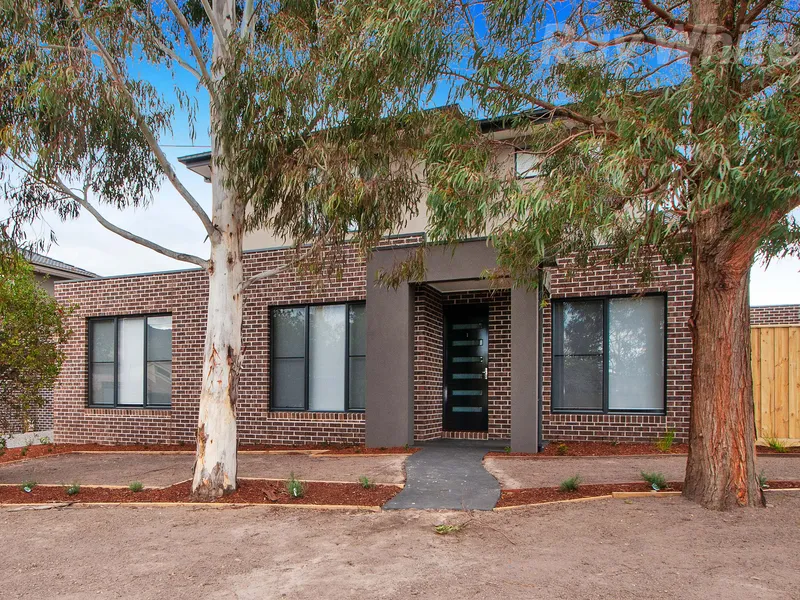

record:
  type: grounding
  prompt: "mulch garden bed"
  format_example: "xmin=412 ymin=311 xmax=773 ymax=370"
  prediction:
xmin=496 ymin=480 xmax=800 ymax=507
xmin=487 ymin=441 xmax=800 ymax=458
xmin=496 ymin=482 xmax=684 ymax=507
xmin=0 ymin=442 xmax=418 ymax=465
xmin=0 ymin=479 xmax=401 ymax=506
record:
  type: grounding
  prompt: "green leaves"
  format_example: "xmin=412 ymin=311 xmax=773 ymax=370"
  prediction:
xmin=0 ymin=239 xmax=72 ymax=434
xmin=415 ymin=0 xmax=800 ymax=284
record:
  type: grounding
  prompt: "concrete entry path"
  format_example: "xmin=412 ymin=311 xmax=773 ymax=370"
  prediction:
xmin=0 ymin=452 xmax=408 ymax=488
xmin=384 ymin=439 xmax=504 ymax=510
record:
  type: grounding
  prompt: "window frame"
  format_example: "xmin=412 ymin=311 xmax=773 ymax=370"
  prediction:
xmin=269 ymin=301 xmax=366 ymax=413
xmin=514 ymin=148 xmax=543 ymax=179
xmin=87 ymin=313 xmax=173 ymax=409
xmin=550 ymin=293 xmax=668 ymax=415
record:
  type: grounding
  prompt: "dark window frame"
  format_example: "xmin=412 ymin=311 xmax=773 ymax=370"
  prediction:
xmin=87 ymin=313 xmax=173 ymax=409
xmin=550 ymin=293 xmax=668 ymax=415
xmin=514 ymin=148 xmax=542 ymax=179
xmin=269 ymin=301 xmax=366 ymax=413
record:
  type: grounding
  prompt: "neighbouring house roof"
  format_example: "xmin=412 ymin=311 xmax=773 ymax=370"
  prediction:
xmin=26 ymin=251 xmax=98 ymax=280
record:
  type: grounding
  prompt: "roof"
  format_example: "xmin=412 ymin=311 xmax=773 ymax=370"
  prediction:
xmin=26 ymin=251 xmax=98 ymax=279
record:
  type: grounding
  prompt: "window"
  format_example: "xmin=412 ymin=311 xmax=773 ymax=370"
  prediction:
xmin=552 ymin=296 xmax=665 ymax=413
xmin=515 ymin=149 xmax=543 ymax=179
xmin=271 ymin=303 xmax=366 ymax=411
xmin=89 ymin=315 xmax=173 ymax=408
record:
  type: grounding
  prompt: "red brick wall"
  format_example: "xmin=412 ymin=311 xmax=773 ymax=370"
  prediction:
xmin=541 ymin=252 xmax=694 ymax=443
xmin=751 ymin=305 xmax=800 ymax=326
xmin=54 ymin=239 xmax=694 ymax=447
xmin=412 ymin=286 xmax=512 ymax=442
xmin=0 ymin=389 xmax=53 ymax=435
xmin=413 ymin=284 xmax=444 ymax=441
xmin=53 ymin=245 xmax=373 ymax=446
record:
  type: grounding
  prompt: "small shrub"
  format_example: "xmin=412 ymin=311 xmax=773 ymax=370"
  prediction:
xmin=128 ymin=481 xmax=144 ymax=493
xmin=434 ymin=523 xmax=466 ymax=535
xmin=758 ymin=470 xmax=769 ymax=490
xmin=39 ymin=436 xmax=51 ymax=445
xmin=556 ymin=443 xmax=568 ymax=456
xmin=286 ymin=473 xmax=305 ymax=498
xmin=640 ymin=471 xmax=668 ymax=490
xmin=655 ymin=429 xmax=676 ymax=453
xmin=354 ymin=446 xmax=363 ymax=454
xmin=559 ymin=475 xmax=582 ymax=492
xmin=0 ymin=436 xmax=6 ymax=456
xmin=358 ymin=475 xmax=373 ymax=489
xmin=403 ymin=443 xmax=410 ymax=451
xmin=763 ymin=435 xmax=788 ymax=453
xmin=503 ymin=446 xmax=512 ymax=455
xmin=21 ymin=480 xmax=37 ymax=492
xmin=19 ymin=446 xmax=28 ymax=456
xmin=66 ymin=483 xmax=80 ymax=496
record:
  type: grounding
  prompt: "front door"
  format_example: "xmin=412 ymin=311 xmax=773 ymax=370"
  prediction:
xmin=443 ymin=306 xmax=489 ymax=431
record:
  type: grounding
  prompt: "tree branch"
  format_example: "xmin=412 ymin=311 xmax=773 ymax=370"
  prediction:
xmin=240 ymin=228 xmax=333 ymax=292
xmin=739 ymin=0 xmax=776 ymax=28
xmin=68 ymin=1 xmax=217 ymax=241
xmin=240 ymin=0 xmax=256 ymax=40
xmin=200 ymin=0 xmax=231 ymax=57
xmin=48 ymin=173 xmax=209 ymax=269
xmin=641 ymin=0 xmax=731 ymax=34
xmin=575 ymin=30 xmax=697 ymax=55
xmin=150 ymin=36 xmax=202 ymax=80
xmin=163 ymin=0 xmax=216 ymax=87
xmin=443 ymin=68 xmax=614 ymax=133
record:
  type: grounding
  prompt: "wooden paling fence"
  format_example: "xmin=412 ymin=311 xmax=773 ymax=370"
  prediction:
xmin=750 ymin=325 xmax=800 ymax=444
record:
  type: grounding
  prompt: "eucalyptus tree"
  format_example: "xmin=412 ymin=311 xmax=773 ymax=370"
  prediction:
xmin=0 ymin=0 xmax=433 ymax=498
xmin=415 ymin=0 xmax=800 ymax=509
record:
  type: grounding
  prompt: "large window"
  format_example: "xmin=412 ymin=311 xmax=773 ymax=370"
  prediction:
xmin=89 ymin=315 xmax=173 ymax=408
xmin=271 ymin=303 xmax=366 ymax=412
xmin=552 ymin=296 xmax=665 ymax=413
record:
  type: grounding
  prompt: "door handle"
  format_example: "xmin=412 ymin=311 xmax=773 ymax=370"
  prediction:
xmin=484 ymin=367 xmax=488 ymax=380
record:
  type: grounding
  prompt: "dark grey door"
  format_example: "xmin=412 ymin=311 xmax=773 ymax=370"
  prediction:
xmin=443 ymin=306 xmax=489 ymax=431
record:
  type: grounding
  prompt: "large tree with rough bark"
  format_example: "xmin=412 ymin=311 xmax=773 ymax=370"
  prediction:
xmin=0 ymin=0 xmax=433 ymax=498
xmin=395 ymin=0 xmax=799 ymax=509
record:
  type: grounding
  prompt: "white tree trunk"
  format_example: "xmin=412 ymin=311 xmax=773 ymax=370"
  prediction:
xmin=191 ymin=176 xmax=244 ymax=499
xmin=191 ymin=0 xmax=243 ymax=499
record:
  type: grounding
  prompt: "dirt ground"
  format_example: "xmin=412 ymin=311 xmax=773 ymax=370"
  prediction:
xmin=1 ymin=493 xmax=797 ymax=599
xmin=0 ymin=452 xmax=407 ymax=487
xmin=485 ymin=455 xmax=800 ymax=488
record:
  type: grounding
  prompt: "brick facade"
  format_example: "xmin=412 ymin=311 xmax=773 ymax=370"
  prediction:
xmin=541 ymin=252 xmax=694 ymax=443
xmin=54 ymin=240 xmax=696 ymax=448
xmin=53 ymin=245 xmax=371 ymax=445
xmin=412 ymin=286 xmax=512 ymax=442
xmin=751 ymin=304 xmax=800 ymax=326
xmin=0 ymin=389 xmax=53 ymax=435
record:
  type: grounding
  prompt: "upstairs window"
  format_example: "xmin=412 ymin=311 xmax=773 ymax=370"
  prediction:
xmin=89 ymin=315 xmax=173 ymax=408
xmin=271 ymin=302 xmax=366 ymax=412
xmin=551 ymin=296 xmax=665 ymax=413
xmin=515 ymin=149 xmax=543 ymax=179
